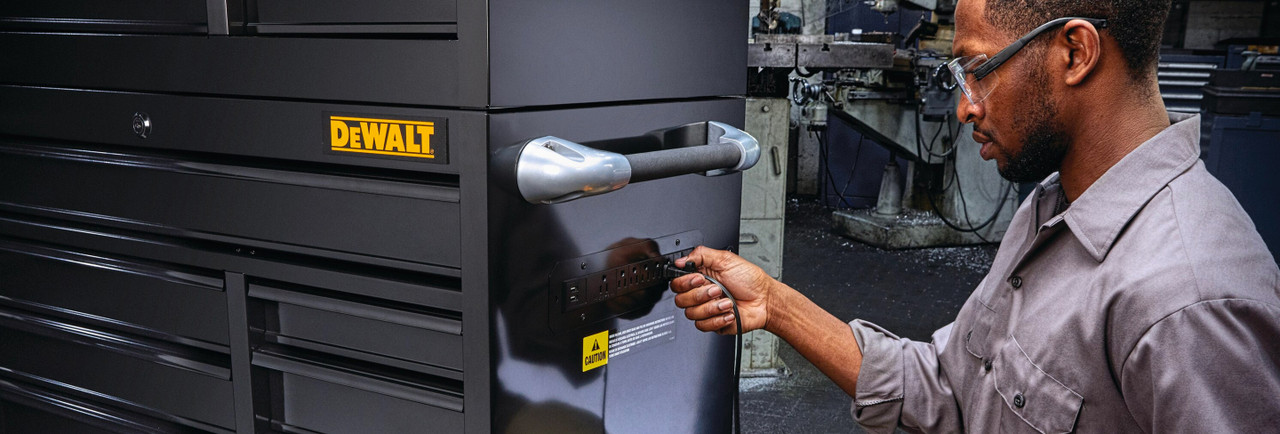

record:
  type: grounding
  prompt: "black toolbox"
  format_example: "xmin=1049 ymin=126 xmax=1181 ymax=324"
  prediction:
xmin=0 ymin=1 xmax=750 ymax=432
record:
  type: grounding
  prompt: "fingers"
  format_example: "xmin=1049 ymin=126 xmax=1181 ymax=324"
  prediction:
xmin=669 ymin=246 xmax=749 ymax=334
xmin=674 ymin=245 xmax=729 ymax=272
xmin=669 ymin=273 xmax=705 ymax=294
xmin=673 ymin=283 xmax=747 ymax=334
xmin=681 ymin=296 xmax=733 ymax=321
xmin=673 ymin=283 xmax=723 ymax=309
xmin=694 ymin=312 xmax=737 ymax=334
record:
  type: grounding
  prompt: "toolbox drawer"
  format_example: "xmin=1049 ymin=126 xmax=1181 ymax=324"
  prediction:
xmin=0 ymin=376 xmax=207 ymax=434
xmin=256 ymin=0 xmax=456 ymax=25
xmin=251 ymin=282 xmax=463 ymax=373
xmin=0 ymin=85 xmax=466 ymax=174
xmin=0 ymin=310 xmax=234 ymax=430
xmin=0 ymin=240 xmax=228 ymax=346
xmin=1 ymin=402 xmax=120 ymax=434
xmin=0 ymin=142 xmax=461 ymax=269
xmin=0 ymin=1 xmax=206 ymax=34
xmin=0 ymin=35 xmax=465 ymax=106
xmin=253 ymin=349 xmax=463 ymax=434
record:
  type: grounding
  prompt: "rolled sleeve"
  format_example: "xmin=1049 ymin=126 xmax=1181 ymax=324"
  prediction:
xmin=849 ymin=319 xmax=905 ymax=433
xmin=849 ymin=320 xmax=962 ymax=434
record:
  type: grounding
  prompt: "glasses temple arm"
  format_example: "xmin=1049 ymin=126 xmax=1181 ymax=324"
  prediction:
xmin=971 ymin=17 xmax=1108 ymax=81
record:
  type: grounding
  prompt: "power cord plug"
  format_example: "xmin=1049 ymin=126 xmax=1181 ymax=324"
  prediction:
xmin=663 ymin=259 xmax=743 ymax=434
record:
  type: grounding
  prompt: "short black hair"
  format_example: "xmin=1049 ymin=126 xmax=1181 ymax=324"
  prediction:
xmin=983 ymin=0 xmax=1171 ymax=82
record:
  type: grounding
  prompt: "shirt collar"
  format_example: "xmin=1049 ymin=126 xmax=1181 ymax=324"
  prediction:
xmin=1025 ymin=173 xmax=1065 ymax=228
xmin=1052 ymin=113 xmax=1201 ymax=262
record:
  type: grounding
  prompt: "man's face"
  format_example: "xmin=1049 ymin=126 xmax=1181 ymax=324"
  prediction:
xmin=953 ymin=0 xmax=1070 ymax=183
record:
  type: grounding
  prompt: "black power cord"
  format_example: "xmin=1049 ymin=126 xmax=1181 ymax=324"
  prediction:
xmin=835 ymin=134 xmax=867 ymax=206
xmin=820 ymin=101 xmax=1011 ymax=240
xmin=816 ymin=129 xmax=869 ymax=209
xmin=913 ymin=106 xmax=1014 ymax=241
xmin=664 ymin=261 xmax=742 ymax=434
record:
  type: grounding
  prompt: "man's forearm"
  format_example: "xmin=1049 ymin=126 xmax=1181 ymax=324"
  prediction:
xmin=765 ymin=281 xmax=863 ymax=397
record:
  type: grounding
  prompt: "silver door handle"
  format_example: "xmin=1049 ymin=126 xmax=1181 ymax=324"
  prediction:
xmin=494 ymin=121 xmax=760 ymax=204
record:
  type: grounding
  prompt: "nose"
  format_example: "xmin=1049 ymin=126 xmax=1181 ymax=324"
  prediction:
xmin=957 ymin=94 xmax=984 ymax=124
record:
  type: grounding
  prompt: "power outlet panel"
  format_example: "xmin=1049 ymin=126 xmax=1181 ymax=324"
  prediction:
xmin=562 ymin=250 xmax=691 ymax=313
xmin=547 ymin=231 xmax=701 ymax=333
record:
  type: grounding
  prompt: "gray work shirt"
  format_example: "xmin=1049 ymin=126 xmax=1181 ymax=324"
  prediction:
xmin=850 ymin=113 xmax=1280 ymax=433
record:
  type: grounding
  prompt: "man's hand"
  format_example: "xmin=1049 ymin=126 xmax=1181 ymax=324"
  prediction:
xmin=671 ymin=246 xmax=777 ymax=335
xmin=672 ymin=246 xmax=864 ymax=398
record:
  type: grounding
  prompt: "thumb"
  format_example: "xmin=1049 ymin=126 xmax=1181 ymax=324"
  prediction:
xmin=675 ymin=246 xmax=727 ymax=272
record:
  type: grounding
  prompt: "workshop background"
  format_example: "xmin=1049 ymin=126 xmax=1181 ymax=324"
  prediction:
xmin=0 ymin=0 xmax=1276 ymax=433
xmin=742 ymin=0 xmax=1280 ymax=434
xmin=742 ymin=0 xmax=1280 ymax=432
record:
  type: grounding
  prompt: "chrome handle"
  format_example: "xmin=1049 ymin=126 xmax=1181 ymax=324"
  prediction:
xmin=494 ymin=121 xmax=760 ymax=204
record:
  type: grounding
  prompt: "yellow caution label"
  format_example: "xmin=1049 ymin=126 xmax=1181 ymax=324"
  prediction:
xmin=582 ymin=330 xmax=609 ymax=372
xmin=329 ymin=115 xmax=437 ymax=159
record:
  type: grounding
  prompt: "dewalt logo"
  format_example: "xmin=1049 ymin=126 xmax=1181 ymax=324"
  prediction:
xmin=327 ymin=114 xmax=448 ymax=163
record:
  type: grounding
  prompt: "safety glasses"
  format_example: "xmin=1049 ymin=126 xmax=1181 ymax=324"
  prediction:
xmin=947 ymin=17 xmax=1108 ymax=106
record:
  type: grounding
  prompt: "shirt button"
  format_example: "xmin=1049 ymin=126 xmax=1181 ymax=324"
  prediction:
xmin=1013 ymin=393 xmax=1026 ymax=408
xmin=1009 ymin=275 xmax=1023 ymax=289
xmin=983 ymin=359 xmax=992 ymax=372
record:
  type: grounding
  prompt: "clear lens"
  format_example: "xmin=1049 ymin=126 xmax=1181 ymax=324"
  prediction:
xmin=947 ymin=54 xmax=999 ymax=106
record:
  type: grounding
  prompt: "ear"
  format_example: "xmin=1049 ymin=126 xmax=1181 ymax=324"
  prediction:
xmin=1056 ymin=19 xmax=1102 ymax=86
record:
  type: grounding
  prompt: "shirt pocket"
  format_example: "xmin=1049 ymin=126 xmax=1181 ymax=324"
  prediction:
xmin=993 ymin=336 xmax=1084 ymax=434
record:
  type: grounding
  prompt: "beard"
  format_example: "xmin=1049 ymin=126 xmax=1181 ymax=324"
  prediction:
xmin=996 ymin=70 xmax=1070 ymax=183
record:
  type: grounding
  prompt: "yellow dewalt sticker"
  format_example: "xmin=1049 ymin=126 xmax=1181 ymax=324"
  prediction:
xmin=327 ymin=114 xmax=447 ymax=163
xmin=582 ymin=330 xmax=609 ymax=372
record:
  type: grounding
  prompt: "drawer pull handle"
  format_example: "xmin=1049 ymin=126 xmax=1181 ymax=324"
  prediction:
xmin=0 ymin=307 xmax=230 ymax=380
xmin=252 ymin=351 xmax=463 ymax=412
xmin=249 ymin=284 xmax=461 ymax=335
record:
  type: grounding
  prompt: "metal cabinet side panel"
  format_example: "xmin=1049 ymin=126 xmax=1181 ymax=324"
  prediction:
xmin=485 ymin=99 xmax=745 ymax=433
xmin=488 ymin=0 xmax=747 ymax=107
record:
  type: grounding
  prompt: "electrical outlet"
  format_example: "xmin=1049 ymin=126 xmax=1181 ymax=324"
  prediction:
xmin=562 ymin=254 xmax=681 ymax=312
xmin=547 ymin=231 xmax=704 ymax=332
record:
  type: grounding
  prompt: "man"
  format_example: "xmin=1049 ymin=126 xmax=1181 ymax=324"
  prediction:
xmin=672 ymin=0 xmax=1280 ymax=432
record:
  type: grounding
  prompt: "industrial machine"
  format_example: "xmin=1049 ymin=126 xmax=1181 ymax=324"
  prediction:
xmin=750 ymin=0 xmax=1016 ymax=249
xmin=0 ymin=1 xmax=754 ymax=433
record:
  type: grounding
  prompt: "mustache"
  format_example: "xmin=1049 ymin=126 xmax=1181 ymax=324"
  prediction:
xmin=972 ymin=126 xmax=994 ymax=142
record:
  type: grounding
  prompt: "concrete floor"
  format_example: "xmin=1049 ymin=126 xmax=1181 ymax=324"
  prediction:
xmin=739 ymin=197 xmax=998 ymax=433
